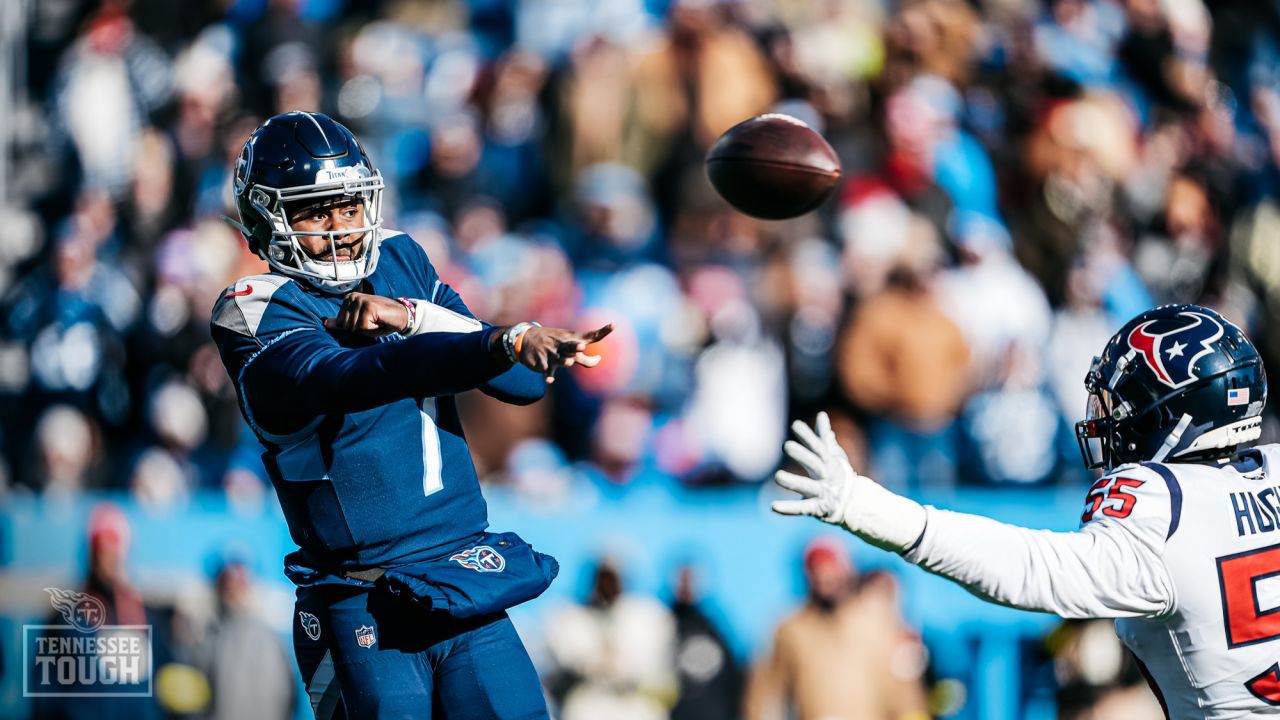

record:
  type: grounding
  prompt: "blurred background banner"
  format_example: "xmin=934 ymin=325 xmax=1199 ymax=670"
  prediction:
xmin=3 ymin=0 xmax=1279 ymax=718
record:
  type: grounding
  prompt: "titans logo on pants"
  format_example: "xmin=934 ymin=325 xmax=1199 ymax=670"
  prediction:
xmin=1127 ymin=310 xmax=1224 ymax=389
xmin=298 ymin=611 xmax=321 ymax=641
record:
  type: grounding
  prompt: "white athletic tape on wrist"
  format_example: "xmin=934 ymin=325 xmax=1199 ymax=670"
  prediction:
xmin=407 ymin=300 xmax=483 ymax=335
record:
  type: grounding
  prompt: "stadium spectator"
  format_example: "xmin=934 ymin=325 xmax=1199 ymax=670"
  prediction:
xmin=744 ymin=538 xmax=929 ymax=720
xmin=31 ymin=405 xmax=101 ymax=496
xmin=1047 ymin=619 xmax=1163 ymax=720
xmin=836 ymin=216 xmax=970 ymax=490
xmin=939 ymin=214 xmax=1059 ymax=484
xmin=882 ymin=0 xmax=981 ymax=88
xmin=669 ymin=564 xmax=744 ymax=720
xmin=129 ymin=379 xmax=206 ymax=509
xmin=544 ymin=557 xmax=678 ymax=720
xmin=185 ymin=558 xmax=296 ymax=720
xmin=1045 ymin=256 xmax=1122 ymax=474
xmin=50 ymin=7 xmax=172 ymax=199
xmin=684 ymin=276 xmax=788 ymax=483
xmin=31 ymin=504 xmax=166 ymax=720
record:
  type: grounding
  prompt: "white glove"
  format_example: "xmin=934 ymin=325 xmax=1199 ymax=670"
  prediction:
xmin=772 ymin=412 xmax=928 ymax=554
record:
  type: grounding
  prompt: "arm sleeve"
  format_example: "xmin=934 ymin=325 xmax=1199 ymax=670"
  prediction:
xmin=239 ymin=326 xmax=507 ymax=435
xmin=425 ymin=274 xmax=547 ymax=405
xmin=902 ymin=466 xmax=1177 ymax=618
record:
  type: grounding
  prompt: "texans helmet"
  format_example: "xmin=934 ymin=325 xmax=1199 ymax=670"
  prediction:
xmin=231 ymin=112 xmax=385 ymax=293
xmin=1076 ymin=304 xmax=1267 ymax=470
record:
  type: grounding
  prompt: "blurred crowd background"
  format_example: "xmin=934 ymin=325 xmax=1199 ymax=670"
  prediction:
xmin=5 ymin=0 xmax=1280 ymax=717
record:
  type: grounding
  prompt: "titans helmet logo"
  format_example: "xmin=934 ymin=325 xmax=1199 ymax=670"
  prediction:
xmin=1126 ymin=310 xmax=1224 ymax=389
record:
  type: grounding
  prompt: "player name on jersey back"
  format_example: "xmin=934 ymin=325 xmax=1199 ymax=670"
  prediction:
xmin=1229 ymin=485 xmax=1280 ymax=537
xmin=1117 ymin=447 xmax=1280 ymax=717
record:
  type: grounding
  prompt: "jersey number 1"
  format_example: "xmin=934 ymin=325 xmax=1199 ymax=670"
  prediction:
xmin=419 ymin=398 xmax=444 ymax=496
xmin=1217 ymin=543 xmax=1280 ymax=705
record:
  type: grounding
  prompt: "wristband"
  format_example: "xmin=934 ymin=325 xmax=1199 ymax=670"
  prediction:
xmin=503 ymin=323 xmax=531 ymax=364
xmin=395 ymin=297 xmax=418 ymax=334
xmin=502 ymin=322 xmax=540 ymax=364
xmin=513 ymin=322 xmax=540 ymax=355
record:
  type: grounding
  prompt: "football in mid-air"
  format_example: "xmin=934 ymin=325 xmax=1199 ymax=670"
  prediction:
xmin=705 ymin=114 xmax=842 ymax=220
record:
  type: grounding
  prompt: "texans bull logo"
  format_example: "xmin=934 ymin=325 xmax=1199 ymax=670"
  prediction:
xmin=1126 ymin=310 xmax=1224 ymax=389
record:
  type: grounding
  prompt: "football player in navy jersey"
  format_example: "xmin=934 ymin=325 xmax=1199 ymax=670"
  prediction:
xmin=212 ymin=111 xmax=610 ymax=719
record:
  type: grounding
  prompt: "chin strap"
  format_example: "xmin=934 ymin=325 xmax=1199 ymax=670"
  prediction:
xmin=223 ymin=216 xmax=252 ymax=237
xmin=1150 ymin=413 xmax=1194 ymax=462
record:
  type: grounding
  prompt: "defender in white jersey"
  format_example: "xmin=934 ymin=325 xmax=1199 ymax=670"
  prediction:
xmin=772 ymin=304 xmax=1273 ymax=718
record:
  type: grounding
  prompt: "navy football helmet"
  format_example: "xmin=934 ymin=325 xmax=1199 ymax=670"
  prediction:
xmin=231 ymin=112 xmax=385 ymax=293
xmin=1076 ymin=304 xmax=1267 ymax=470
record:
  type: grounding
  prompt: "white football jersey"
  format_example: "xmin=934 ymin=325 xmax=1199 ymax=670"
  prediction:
xmin=904 ymin=445 xmax=1280 ymax=718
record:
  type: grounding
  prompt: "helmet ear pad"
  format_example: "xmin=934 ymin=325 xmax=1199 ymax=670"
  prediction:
xmin=1111 ymin=392 xmax=1187 ymax=464
xmin=1127 ymin=402 xmax=1173 ymax=440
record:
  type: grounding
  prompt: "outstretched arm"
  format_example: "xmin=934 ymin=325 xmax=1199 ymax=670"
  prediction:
xmin=237 ymin=325 xmax=507 ymax=435
xmin=236 ymin=309 xmax=610 ymax=437
xmin=772 ymin=413 xmax=1176 ymax=619
xmin=328 ymin=290 xmax=608 ymax=402
xmin=418 ymin=283 xmax=548 ymax=403
xmin=901 ymin=505 xmax=1174 ymax=618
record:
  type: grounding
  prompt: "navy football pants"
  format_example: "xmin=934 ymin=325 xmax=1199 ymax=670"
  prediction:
xmin=293 ymin=585 xmax=550 ymax=719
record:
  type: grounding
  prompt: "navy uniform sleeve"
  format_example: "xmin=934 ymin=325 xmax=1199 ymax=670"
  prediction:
xmin=409 ymin=244 xmax=547 ymax=406
xmin=212 ymin=275 xmax=509 ymax=437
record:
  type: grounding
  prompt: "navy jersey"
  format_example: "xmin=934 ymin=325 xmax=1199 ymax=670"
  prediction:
xmin=210 ymin=231 xmax=545 ymax=577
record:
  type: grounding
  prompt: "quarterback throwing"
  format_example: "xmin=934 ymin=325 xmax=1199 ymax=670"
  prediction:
xmin=774 ymin=304 xmax=1278 ymax=718
xmin=213 ymin=112 xmax=609 ymax=719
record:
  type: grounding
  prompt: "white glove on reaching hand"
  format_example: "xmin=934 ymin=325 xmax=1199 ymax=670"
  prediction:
xmin=771 ymin=412 xmax=928 ymax=554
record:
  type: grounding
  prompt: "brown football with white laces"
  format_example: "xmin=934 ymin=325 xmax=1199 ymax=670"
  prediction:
xmin=705 ymin=114 xmax=842 ymax=220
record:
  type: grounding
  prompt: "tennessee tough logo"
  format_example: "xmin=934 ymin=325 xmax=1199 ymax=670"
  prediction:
xmin=1127 ymin=310 xmax=1224 ymax=389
